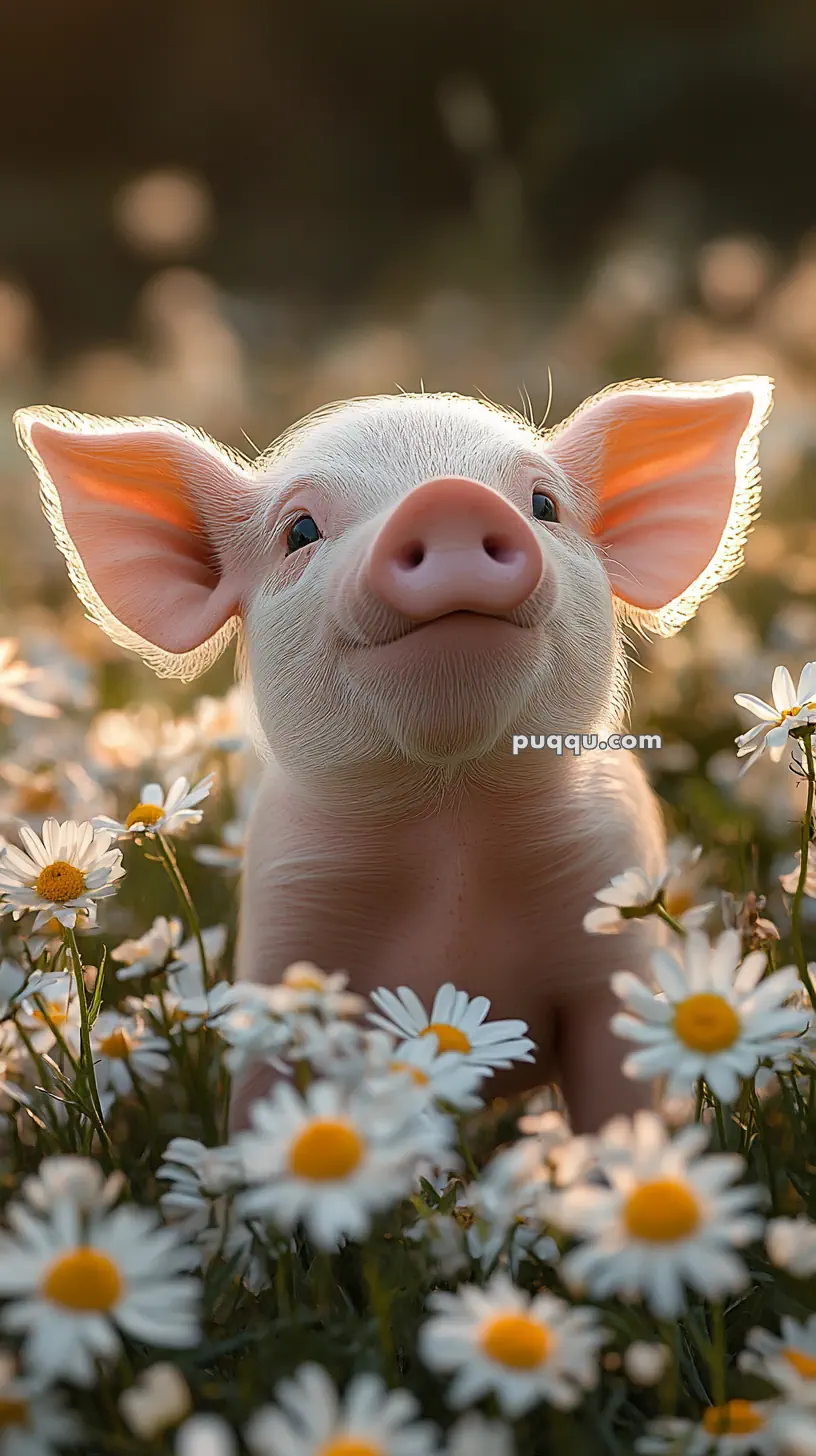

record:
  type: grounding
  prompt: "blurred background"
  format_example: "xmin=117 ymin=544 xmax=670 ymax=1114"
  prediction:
xmin=2 ymin=0 xmax=816 ymax=923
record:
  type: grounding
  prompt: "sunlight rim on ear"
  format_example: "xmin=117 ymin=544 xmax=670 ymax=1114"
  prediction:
xmin=13 ymin=405 xmax=252 ymax=684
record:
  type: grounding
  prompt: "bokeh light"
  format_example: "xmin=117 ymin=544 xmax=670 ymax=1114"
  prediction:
xmin=113 ymin=169 xmax=213 ymax=258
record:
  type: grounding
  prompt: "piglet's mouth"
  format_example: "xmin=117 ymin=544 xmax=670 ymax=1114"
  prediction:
xmin=363 ymin=609 xmax=530 ymax=650
xmin=400 ymin=608 xmax=523 ymax=634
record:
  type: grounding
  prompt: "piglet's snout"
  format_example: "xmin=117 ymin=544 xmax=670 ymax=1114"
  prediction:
xmin=365 ymin=476 xmax=544 ymax=622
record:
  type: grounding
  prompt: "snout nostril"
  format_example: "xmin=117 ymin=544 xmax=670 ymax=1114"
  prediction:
xmin=482 ymin=534 xmax=517 ymax=565
xmin=396 ymin=540 xmax=425 ymax=570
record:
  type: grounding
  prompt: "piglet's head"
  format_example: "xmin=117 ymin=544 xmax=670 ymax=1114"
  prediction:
xmin=15 ymin=378 xmax=772 ymax=776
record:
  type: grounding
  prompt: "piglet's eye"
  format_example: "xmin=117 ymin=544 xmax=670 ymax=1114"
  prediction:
xmin=532 ymin=489 xmax=559 ymax=523
xmin=285 ymin=515 xmax=322 ymax=554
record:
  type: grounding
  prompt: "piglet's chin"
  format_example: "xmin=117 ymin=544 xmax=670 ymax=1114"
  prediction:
xmin=351 ymin=620 xmax=548 ymax=764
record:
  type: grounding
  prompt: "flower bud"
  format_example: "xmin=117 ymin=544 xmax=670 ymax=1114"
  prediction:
xmin=624 ymin=1341 xmax=670 ymax=1386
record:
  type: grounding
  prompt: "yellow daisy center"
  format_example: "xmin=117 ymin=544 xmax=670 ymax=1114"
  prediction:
xmin=673 ymin=993 xmax=740 ymax=1053
xmin=34 ymin=860 xmax=85 ymax=903
xmin=0 ymin=1398 xmax=29 ymax=1429
xmin=702 ymin=1400 xmax=765 ymax=1436
xmin=284 ymin=966 xmax=326 ymax=992
xmin=30 ymin=1000 xmax=68 ymax=1028
xmin=289 ymin=1118 xmax=364 ymax=1180
xmin=98 ymin=1028 xmax=131 ymax=1059
xmin=389 ymin=1061 xmax=429 ymax=1086
xmin=664 ymin=889 xmax=694 ymax=918
xmin=624 ymin=1178 xmax=700 ymax=1242
xmin=421 ymin=1022 xmax=471 ymax=1054
xmin=21 ymin=785 xmax=58 ymax=813
xmin=41 ymin=1247 xmax=123 ymax=1311
xmin=318 ymin=1442 xmax=383 ymax=1456
xmin=480 ymin=1312 xmax=552 ymax=1369
xmin=785 ymin=1349 xmax=816 ymax=1379
xmin=125 ymin=802 xmax=164 ymax=830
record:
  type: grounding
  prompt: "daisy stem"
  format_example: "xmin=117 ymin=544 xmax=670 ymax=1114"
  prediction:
xmin=713 ymin=1097 xmax=728 ymax=1151
xmin=64 ymin=928 xmax=111 ymax=1158
xmin=789 ymin=734 xmax=816 ymax=1011
xmin=311 ymin=1250 xmax=335 ymax=1317
xmin=755 ymin=1094 xmax=780 ymax=1216
xmin=457 ymin=1119 xmax=480 ymax=1180
xmin=709 ymin=1302 xmax=727 ymax=1407
xmin=157 ymin=833 xmax=210 ymax=989
xmin=364 ymin=1247 xmax=397 ymax=1381
xmin=275 ymin=1248 xmax=291 ymax=1316
xmin=219 ymin=1064 xmax=232 ymax=1143
xmin=655 ymin=902 xmax=687 ymax=938
xmin=658 ymin=1322 xmax=679 ymax=1415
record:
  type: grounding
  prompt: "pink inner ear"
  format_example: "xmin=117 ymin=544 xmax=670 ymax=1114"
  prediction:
xmin=29 ymin=423 xmax=245 ymax=654
xmin=551 ymin=389 xmax=759 ymax=612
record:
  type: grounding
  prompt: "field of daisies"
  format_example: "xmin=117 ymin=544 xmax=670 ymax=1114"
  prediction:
xmin=3 ymin=640 xmax=816 ymax=1456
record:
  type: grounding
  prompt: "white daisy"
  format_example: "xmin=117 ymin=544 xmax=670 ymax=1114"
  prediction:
xmin=0 ymin=1155 xmax=201 ymax=1385
xmin=553 ymin=1111 xmax=764 ymax=1319
xmin=636 ymin=1405 xmax=780 ymax=1455
xmin=445 ymin=1413 xmax=515 ymax=1456
xmin=193 ymin=818 xmax=245 ymax=873
xmin=263 ymin=962 xmax=367 ymax=1021
xmin=0 ymin=957 xmax=26 ymax=1017
xmin=515 ymin=1110 xmax=597 ymax=1189
xmin=126 ymin=927 xmax=229 ymax=1031
xmin=233 ymin=1077 xmax=453 ymax=1251
xmin=766 ymin=1216 xmax=816 ymax=1279
xmin=404 ymin=1208 xmax=470 ymax=1280
xmin=661 ymin=838 xmax=718 ymax=929
xmin=767 ymin=1406 xmax=816 ymax=1456
xmin=0 ymin=638 xmax=60 ymax=719
xmin=0 ymin=819 xmax=125 ymax=930
xmin=17 ymin=905 xmax=99 ymax=963
xmin=165 ymin=924 xmax=228 ymax=997
xmin=208 ymin=982 xmax=293 ymax=1073
xmin=93 ymin=773 xmax=215 ymax=838
xmin=0 ymin=1022 xmax=32 ymax=1115
xmin=245 ymin=1362 xmax=441 ymax=1456
xmin=583 ymin=843 xmax=713 ymax=935
xmin=419 ymin=1270 xmax=606 ymax=1417
xmin=780 ymin=851 xmax=816 ymax=898
xmin=90 ymin=1010 xmax=171 ymax=1099
xmin=0 ymin=1345 xmax=82 ymax=1454
xmin=464 ymin=1140 xmax=557 ymax=1275
xmin=193 ymin=685 xmax=250 ymax=754
xmin=740 ymin=1315 xmax=816 ymax=1404
xmin=15 ymin=972 xmax=81 ymax=1057
xmin=368 ymin=984 xmax=535 ymax=1070
xmin=377 ymin=1034 xmax=488 ymax=1113
xmin=284 ymin=1017 xmax=387 ymax=1084
xmin=19 ymin=1157 xmax=125 ymax=1216
xmin=119 ymin=1361 xmax=191 ymax=1439
xmin=112 ymin=916 xmax=184 ymax=981
xmin=157 ymin=1138 xmax=245 ymax=1221
xmin=610 ymin=929 xmax=809 ymax=1102
xmin=623 ymin=1342 xmax=670 ymax=1387
xmin=734 ymin=661 xmax=816 ymax=770
xmin=177 ymin=1415 xmax=237 ymax=1456
xmin=155 ymin=1138 xmax=267 ymax=1289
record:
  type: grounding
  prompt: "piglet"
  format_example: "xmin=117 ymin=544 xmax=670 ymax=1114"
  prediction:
xmin=14 ymin=377 xmax=773 ymax=1130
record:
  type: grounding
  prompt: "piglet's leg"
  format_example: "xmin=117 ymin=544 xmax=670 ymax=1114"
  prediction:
xmin=553 ymin=986 xmax=654 ymax=1133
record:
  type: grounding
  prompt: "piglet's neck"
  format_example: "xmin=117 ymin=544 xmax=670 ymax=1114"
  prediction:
xmin=285 ymin=737 xmax=588 ymax=826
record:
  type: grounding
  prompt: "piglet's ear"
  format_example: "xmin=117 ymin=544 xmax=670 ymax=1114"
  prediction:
xmin=14 ymin=407 xmax=257 ymax=680
xmin=546 ymin=376 xmax=774 ymax=635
